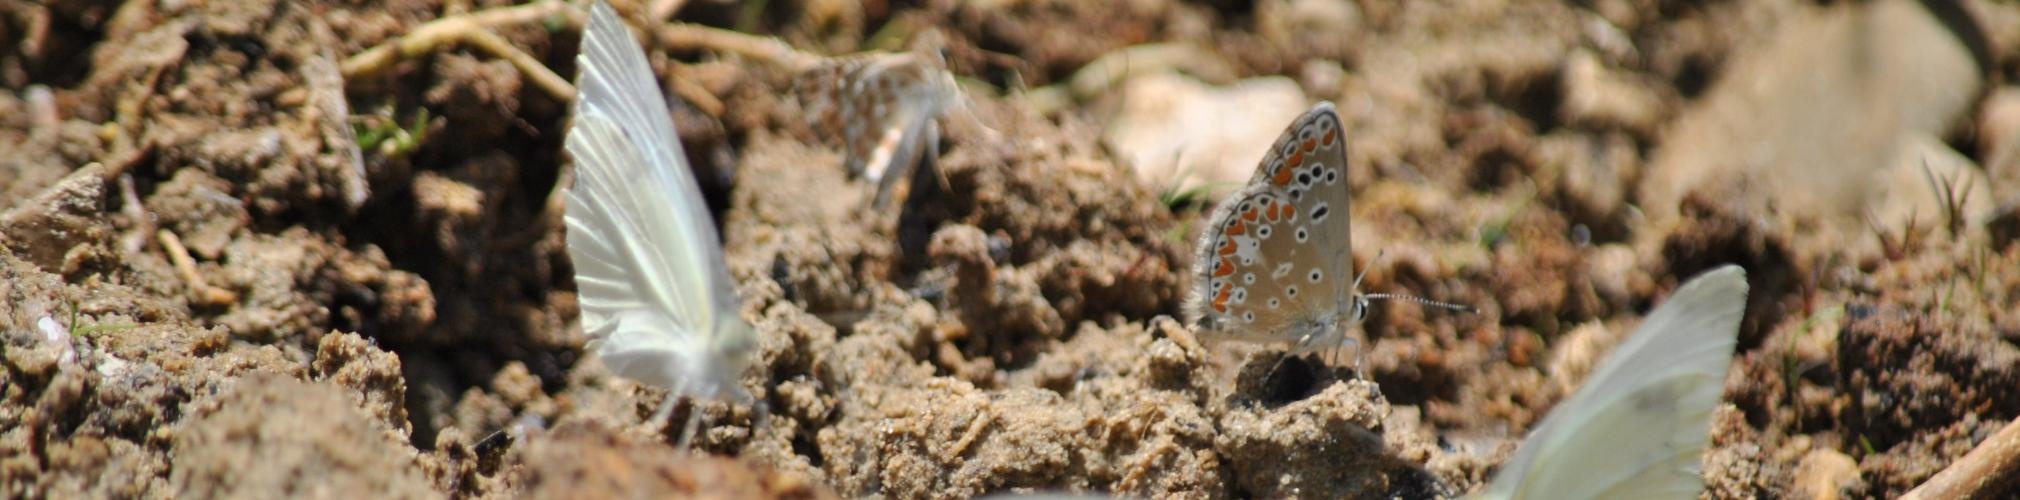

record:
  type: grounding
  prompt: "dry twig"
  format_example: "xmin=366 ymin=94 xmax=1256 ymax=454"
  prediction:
xmin=341 ymin=0 xmax=581 ymax=101
xmin=1900 ymin=417 xmax=2020 ymax=500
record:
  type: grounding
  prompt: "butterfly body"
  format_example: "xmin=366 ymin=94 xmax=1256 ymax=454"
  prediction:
xmin=1185 ymin=102 xmax=1366 ymax=355
xmin=564 ymin=0 xmax=753 ymax=405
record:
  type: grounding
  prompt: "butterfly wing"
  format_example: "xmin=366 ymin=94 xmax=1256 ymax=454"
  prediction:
xmin=564 ymin=0 xmax=751 ymax=401
xmin=1477 ymin=265 xmax=1749 ymax=499
xmin=1186 ymin=102 xmax=1354 ymax=351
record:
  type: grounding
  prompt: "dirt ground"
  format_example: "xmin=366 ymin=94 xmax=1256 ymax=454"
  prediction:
xmin=4 ymin=0 xmax=2020 ymax=498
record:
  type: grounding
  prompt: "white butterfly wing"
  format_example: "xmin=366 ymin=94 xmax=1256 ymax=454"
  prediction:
xmin=564 ymin=0 xmax=750 ymax=401
xmin=1478 ymin=265 xmax=1749 ymax=500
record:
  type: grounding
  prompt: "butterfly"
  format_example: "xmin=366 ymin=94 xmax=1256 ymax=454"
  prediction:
xmin=1474 ymin=265 xmax=1747 ymax=499
xmin=563 ymin=0 xmax=755 ymax=444
xmin=794 ymin=51 xmax=960 ymax=209
xmin=1183 ymin=101 xmax=1378 ymax=360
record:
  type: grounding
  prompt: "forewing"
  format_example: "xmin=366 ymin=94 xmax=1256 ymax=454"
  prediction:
xmin=1186 ymin=102 xmax=1353 ymax=348
xmin=565 ymin=1 xmax=743 ymax=384
xmin=1479 ymin=265 xmax=1749 ymax=499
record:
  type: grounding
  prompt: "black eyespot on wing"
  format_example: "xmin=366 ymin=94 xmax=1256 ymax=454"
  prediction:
xmin=1286 ymin=286 xmax=1298 ymax=297
xmin=1311 ymin=204 xmax=1330 ymax=221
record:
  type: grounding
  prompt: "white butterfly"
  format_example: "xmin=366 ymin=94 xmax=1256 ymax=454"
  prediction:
xmin=1474 ymin=264 xmax=1749 ymax=499
xmin=563 ymin=0 xmax=755 ymax=437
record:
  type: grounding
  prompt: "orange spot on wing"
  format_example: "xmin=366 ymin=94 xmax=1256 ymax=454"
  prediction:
xmin=1272 ymin=166 xmax=1295 ymax=186
xmin=1266 ymin=203 xmax=1282 ymax=221
xmin=1324 ymin=129 xmax=1338 ymax=146
xmin=1288 ymin=151 xmax=1304 ymax=169
xmin=1218 ymin=240 xmax=1236 ymax=255
xmin=1241 ymin=209 xmax=1259 ymax=222
xmin=1302 ymin=138 xmax=1316 ymax=152
xmin=1228 ymin=220 xmax=1247 ymax=235
xmin=1215 ymin=260 xmax=1235 ymax=277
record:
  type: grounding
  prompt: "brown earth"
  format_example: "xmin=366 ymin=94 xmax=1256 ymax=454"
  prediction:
xmin=4 ymin=0 xmax=2020 ymax=498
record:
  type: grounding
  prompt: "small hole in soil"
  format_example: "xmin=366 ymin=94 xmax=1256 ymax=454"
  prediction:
xmin=1262 ymin=355 xmax=1319 ymax=404
xmin=1233 ymin=352 xmax=1328 ymax=407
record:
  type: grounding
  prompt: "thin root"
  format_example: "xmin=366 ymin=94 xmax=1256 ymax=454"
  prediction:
xmin=157 ymin=229 xmax=238 ymax=307
xmin=656 ymin=23 xmax=822 ymax=71
xmin=118 ymin=174 xmax=155 ymax=256
xmin=941 ymin=407 xmax=993 ymax=462
xmin=650 ymin=0 xmax=688 ymax=20
xmin=341 ymin=0 xmax=581 ymax=102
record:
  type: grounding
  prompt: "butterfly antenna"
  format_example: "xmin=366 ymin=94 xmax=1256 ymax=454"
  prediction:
xmin=1350 ymin=249 xmax=1380 ymax=294
xmin=1363 ymin=292 xmax=1476 ymax=314
xmin=946 ymin=84 xmax=1000 ymax=141
xmin=1354 ymin=249 xmax=1474 ymax=314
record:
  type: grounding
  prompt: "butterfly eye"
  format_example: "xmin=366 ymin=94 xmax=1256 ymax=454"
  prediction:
xmin=1353 ymin=296 xmax=1371 ymax=322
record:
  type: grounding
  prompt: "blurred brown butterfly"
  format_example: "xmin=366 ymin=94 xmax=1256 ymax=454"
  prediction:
xmin=794 ymin=52 xmax=959 ymax=208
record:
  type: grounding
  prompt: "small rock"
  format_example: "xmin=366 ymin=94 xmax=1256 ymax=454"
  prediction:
xmin=1541 ymin=133 xmax=1635 ymax=235
xmin=1976 ymin=87 xmax=2020 ymax=181
xmin=1217 ymin=380 xmax=1397 ymax=497
xmin=1637 ymin=0 xmax=1983 ymax=231
xmin=171 ymin=375 xmax=435 ymax=498
xmin=516 ymin=422 xmax=840 ymax=500
xmin=1584 ymin=243 xmax=1637 ymax=306
xmin=1557 ymin=49 xmax=1666 ymax=137
xmin=0 ymin=164 xmax=112 ymax=274
xmin=1103 ymin=73 xmax=1308 ymax=199
xmin=1260 ymin=0 xmax=1360 ymax=56
xmin=145 ymin=169 xmax=248 ymax=260
xmin=1545 ymin=321 xmax=1613 ymax=397
xmin=1300 ymin=59 xmax=1348 ymax=102
xmin=1869 ymin=135 xmax=1991 ymax=241
xmin=313 ymin=331 xmax=412 ymax=439
xmin=1793 ymin=448 xmax=1860 ymax=500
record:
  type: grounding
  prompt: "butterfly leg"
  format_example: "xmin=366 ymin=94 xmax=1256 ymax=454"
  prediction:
xmin=872 ymin=116 xmax=936 ymax=209
xmin=1339 ymin=336 xmax=1364 ymax=380
xmin=676 ymin=402 xmax=705 ymax=449
xmin=896 ymin=122 xmax=947 ymax=265
xmin=650 ymin=388 xmax=680 ymax=432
